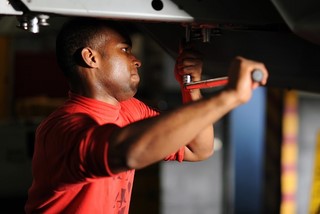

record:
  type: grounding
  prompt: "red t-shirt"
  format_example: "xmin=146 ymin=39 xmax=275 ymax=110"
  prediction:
xmin=25 ymin=92 xmax=184 ymax=214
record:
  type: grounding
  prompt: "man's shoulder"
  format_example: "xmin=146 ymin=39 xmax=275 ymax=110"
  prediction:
xmin=121 ymin=97 xmax=142 ymax=104
xmin=120 ymin=97 xmax=159 ymax=118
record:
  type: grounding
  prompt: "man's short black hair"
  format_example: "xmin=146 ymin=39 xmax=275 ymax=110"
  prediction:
xmin=56 ymin=17 xmax=131 ymax=78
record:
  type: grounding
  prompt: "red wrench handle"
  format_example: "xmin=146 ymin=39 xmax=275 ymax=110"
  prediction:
xmin=184 ymin=69 xmax=263 ymax=90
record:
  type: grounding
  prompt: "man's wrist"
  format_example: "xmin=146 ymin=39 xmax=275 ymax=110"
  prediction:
xmin=181 ymin=88 xmax=202 ymax=103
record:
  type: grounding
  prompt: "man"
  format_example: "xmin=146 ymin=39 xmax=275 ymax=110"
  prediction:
xmin=25 ymin=18 xmax=268 ymax=213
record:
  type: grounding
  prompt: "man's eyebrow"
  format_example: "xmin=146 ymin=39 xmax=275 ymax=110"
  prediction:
xmin=121 ymin=40 xmax=132 ymax=47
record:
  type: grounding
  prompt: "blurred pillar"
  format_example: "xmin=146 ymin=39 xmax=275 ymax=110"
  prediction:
xmin=309 ymin=131 xmax=320 ymax=214
xmin=280 ymin=90 xmax=298 ymax=214
xmin=0 ymin=37 xmax=12 ymax=120
xmin=229 ymin=87 xmax=266 ymax=214
xmin=263 ymin=88 xmax=283 ymax=214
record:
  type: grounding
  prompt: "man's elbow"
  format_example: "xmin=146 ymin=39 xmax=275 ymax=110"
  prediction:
xmin=186 ymin=143 xmax=215 ymax=161
xmin=198 ymin=147 xmax=214 ymax=161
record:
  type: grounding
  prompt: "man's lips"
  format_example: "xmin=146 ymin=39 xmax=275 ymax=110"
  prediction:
xmin=131 ymin=72 xmax=140 ymax=81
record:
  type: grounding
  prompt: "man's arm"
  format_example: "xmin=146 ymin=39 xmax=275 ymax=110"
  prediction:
xmin=180 ymin=88 xmax=215 ymax=161
xmin=174 ymin=49 xmax=214 ymax=161
xmin=107 ymin=56 xmax=268 ymax=174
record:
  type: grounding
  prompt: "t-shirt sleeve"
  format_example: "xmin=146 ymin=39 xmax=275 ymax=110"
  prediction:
xmin=85 ymin=124 xmax=120 ymax=178
xmin=54 ymin=116 xmax=120 ymax=180
xmin=164 ymin=147 xmax=185 ymax=162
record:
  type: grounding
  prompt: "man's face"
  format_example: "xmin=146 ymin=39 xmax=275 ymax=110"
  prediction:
xmin=96 ymin=29 xmax=141 ymax=102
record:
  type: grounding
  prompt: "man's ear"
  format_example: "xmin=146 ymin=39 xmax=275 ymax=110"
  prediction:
xmin=80 ymin=47 xmax=98 ymax=68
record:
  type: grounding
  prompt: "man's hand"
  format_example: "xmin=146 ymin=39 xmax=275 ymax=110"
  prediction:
xmin=226 ymin=56 xmax=269 ymax=105
xmin=174 ymin=48 xmax=204 ymax=85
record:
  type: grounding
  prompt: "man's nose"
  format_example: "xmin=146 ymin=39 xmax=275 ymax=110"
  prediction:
xmin=134 ymin=58 xmax=141 ymax=68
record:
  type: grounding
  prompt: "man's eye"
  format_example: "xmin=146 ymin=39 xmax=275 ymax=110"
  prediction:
xmin=122 ymin=47 xmax=129 ymax=52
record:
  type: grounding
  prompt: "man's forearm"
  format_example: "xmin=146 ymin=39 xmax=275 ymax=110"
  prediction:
xmin=108 ymin=89 xmax=239 ymax=173
xmin=181 ymin=87 xmax=215 ymax=161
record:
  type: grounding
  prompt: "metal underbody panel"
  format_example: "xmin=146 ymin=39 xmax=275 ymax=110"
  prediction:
xmin=1 ymin=0 xmax=320 ymax=92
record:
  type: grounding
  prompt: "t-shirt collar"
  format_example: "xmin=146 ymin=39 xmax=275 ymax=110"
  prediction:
xmin=68 ymin=91 xmax=121 ymax=122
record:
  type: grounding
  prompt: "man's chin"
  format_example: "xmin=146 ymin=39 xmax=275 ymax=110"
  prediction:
xmin=131 ymin=81 xmax=139 ymax=91
xmin=119 ymin=84 xmax=138 ymax=101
